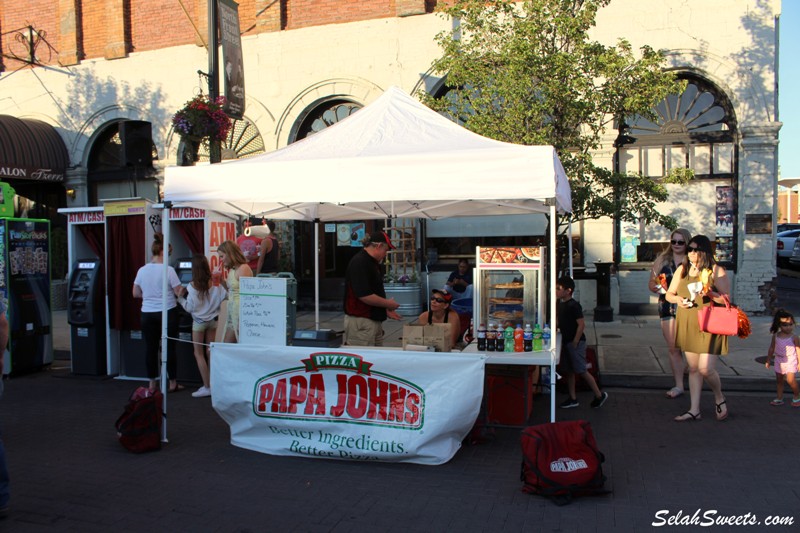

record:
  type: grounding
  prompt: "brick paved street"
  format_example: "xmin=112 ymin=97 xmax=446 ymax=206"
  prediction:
xmin=1 ymin=360 xmax=798 ymax=532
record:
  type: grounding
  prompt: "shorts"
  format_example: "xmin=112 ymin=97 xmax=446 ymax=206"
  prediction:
xmin=192 ymin=317 xmax=218 ymax=333
xmin=344 ymin=315 xmax=384 ymax=347
xmin=560 ymin=339 xmax=587 ymax=374
xmin=658 ymin=297 xmax=676 ymax=321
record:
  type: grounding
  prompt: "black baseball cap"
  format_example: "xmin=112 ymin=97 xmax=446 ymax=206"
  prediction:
xmin=368 ymin=231 xmax=395 ymax=249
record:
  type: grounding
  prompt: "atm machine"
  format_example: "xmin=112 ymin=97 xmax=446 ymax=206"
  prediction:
xmin=67 ymin=258 xmax=107 ymax=375
xmin=174 ymin=258 xmax=202 ymax=384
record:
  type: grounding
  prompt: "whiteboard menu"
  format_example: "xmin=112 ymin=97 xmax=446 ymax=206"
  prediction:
xmin=238 ymin=277 xmax=288 ymax=346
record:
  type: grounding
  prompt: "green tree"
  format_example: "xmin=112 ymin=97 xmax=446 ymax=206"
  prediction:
xmin=422 ymin=0 xmax=690 ymax=229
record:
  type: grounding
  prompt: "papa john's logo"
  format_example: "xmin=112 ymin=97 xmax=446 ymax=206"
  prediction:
xmin=253 ymin=352 xmax=425 ymax=430
xmin=550 ymin=457 xmax=588 ymax=472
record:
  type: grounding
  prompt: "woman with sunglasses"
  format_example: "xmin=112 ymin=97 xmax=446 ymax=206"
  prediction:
xmin=417 ymin=289 xmax=461 ymax=347
xmin=665 ymin=235 xmax=730 ymax=422
xmin=649 ymin=228 xmax=692 ymax=399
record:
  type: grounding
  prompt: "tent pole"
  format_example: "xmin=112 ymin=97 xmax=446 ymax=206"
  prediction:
xmin=314 ymin=220 xmax=320 ymax=329
xmin=550 ymin=204 xmax=557 ymax=423
xmin=161 ymin=202 xmax=171 ymax=442
xmin=568 ymin=221 xmax=574 ymax=277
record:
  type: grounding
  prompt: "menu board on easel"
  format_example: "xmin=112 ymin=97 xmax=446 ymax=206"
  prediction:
xmin=239 ymin=277 xmax=287 ymax=346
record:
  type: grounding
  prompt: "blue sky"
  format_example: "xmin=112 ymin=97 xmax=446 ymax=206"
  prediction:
xmin=781 ymin=2 xmax=798 ymax=177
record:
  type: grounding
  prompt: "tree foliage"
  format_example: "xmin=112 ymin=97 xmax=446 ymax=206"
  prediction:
xmin=422 ymin=0 xmax=688 ymax=229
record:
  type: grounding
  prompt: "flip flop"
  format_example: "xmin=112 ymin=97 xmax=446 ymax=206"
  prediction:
xmin=770 ymin=398 xmax=784 ymax=406
xmin=716 ymin=399 xmax=728 ymax=421
xmin=674 ymin=411 xmax=701 ymax=422
xmin=169 ymin=383 xmax=185 ymax=393
xmin=666 ymin=387 xmax=684 ymax=399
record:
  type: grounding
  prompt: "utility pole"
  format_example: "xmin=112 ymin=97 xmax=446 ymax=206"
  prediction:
xmin=207 ymin=0 xmax=221 ymax=163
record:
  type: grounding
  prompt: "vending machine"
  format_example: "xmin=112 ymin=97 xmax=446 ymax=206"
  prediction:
xmin=0 ymin=217 xmax=52 ymax=376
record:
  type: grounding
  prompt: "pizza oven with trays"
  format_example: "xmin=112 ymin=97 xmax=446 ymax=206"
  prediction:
xmin=473 ymin=246 xmax=546 ymax=335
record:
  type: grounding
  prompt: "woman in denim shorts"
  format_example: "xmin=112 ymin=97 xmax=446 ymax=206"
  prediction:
xmin=648 ymin=228 xmax=691 ymax=399
xmin=178 ymin=254 xmax=227 ymax=398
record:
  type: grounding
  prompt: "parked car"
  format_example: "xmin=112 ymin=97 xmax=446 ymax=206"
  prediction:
xmin=778 ymin=230 xmax=800 ymax=267
xmin=790 ymin=237 xmax=800 ymax=268
xmin=778 ymin=223 xmax=800 ymax=233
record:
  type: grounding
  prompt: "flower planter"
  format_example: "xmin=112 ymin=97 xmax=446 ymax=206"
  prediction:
xmin=385 ymin=282 xmax=422 ymax=317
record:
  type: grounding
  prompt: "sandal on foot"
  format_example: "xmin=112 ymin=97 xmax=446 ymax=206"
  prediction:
xmin=674 ymin=411 xmax=701 ymax=422
xmin=715 ymin=399 xmax=728 ymax=421
xmin=666 ymin=387 xmax=684 ymax=399
xmin=792 ymin=398 xmax=800 ymax=408
xmin=770 ymin=398 xmax=784 ymax=406
xmin=168 ymin=383 xmax=185 ymax=393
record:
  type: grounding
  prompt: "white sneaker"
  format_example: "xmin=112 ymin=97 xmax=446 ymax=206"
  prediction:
xmin=191 ymin=386 xmax=211 ymax=398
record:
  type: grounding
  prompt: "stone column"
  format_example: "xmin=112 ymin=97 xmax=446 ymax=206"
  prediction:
xmin=64 ymin=167 xmax=89 ymax=207
xmin=104 ymin=0 xmax=129 ymax=59
xmin=58 ymin=0 xmax=80 ymax=65
xmin=255 ymin=0 xmax=283 ymax=32
xmin=736 ymin=121 xmax=782 ymax=313
xmin=395 ymin=0 xmax=426 ymax=17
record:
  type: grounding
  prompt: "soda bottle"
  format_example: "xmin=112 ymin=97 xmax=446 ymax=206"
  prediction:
xmin=514 ymin=324 xmax=524 ymax=352
xmin=486 ymin=323 xmax=496 ymax=352
xmin=477 ymin=323 xmax=487 ymax=351
xmin=504 ymin=325 xmax=514 ymax=352
xmin=523 ymin=323 xmax=533 ymax=352
xmin=533 ymin=323 xmax=543 ymax=351
xmin=542 ymin=324 xmax=552 ymax=350
xmin=463 ymin=318 xmax=474 ymax=345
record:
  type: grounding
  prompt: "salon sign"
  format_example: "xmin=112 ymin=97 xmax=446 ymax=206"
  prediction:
xmin=211 ymin=344 xmax=485 ymax=465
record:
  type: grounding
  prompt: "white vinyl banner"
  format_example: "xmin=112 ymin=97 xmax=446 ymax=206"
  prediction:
xmin=211 ymin=344 xmax=486 ymax=465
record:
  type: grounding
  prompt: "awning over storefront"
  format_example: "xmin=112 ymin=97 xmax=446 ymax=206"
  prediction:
xmin=0 ymin=115 xmax=68 ymax=182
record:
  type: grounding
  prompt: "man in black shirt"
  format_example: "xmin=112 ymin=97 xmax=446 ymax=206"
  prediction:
xmin=343 ymin=231 xmax=402 ymax=346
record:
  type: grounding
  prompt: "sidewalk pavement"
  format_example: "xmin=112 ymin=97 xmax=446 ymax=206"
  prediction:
xmin=51 ymin=306 xmax=777 ymax=391
xmin=0 ymin=309 xmax=789 ymax=532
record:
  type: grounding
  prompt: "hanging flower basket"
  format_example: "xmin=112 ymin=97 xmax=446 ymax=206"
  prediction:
xmin=172 ymin=94 xmax=232 ymax=143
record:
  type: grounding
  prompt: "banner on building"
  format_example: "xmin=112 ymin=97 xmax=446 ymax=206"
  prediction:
xmin=211 ymin=344 xmax=486 ymax=465
xmin=218 ymin=0 xmax=245 ymax=119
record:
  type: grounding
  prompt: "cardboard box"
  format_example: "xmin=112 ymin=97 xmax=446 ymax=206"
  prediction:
xmin=403 ymin=322 xmax=453 ymax=352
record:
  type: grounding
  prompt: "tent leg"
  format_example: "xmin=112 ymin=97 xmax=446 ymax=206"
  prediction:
xmin=161 ymin=203 xmax=171 ymax=442
xmin=314 ymin=221 xmax=320 ymax=330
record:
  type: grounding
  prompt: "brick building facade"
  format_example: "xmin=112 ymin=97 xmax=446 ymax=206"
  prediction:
xmin=0 ymin=0 xmax=783 ymax=312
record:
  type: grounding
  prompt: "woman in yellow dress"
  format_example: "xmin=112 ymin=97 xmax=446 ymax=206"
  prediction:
xmin=216 ymin=240 xmax=253 ymax=342
xmin=665 ymin=235 xmax=730 ymax=422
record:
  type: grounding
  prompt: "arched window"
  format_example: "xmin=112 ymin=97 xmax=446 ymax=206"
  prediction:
xmin=294 ymin=100 xmax=361 ymax=140
xmin=188 ymin=116 xmax=266 ymax=163
xmin=617 ymin=74 xmax=738 ymax=267
xmin=618 ymin=75 xmax=737 ymax=179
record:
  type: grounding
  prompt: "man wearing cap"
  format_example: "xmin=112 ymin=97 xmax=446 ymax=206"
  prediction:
xmin=343 ymin=231 xmax=402 ymax=346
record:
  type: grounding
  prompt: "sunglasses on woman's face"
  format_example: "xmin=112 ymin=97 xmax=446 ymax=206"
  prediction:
xmin=670 ymin=240 xmax=685 ymax=245
xmin=688 ymin=245 xmax=700 ymax=252
xmin=431 ymin=297 xmax=447 ymax=304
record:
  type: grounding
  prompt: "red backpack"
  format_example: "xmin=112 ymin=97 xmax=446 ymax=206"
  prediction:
xmin=115 ymin=387 xmax=163 ymax=453
xmin=520 ymin=420 xmax=609 ymax=505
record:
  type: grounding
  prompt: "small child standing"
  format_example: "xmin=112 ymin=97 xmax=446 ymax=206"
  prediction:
xmin=765 ymin=309 xmax=800 ymax=407
xmin=178 ymin=254 xmax=227 ymax=398
xmin=556 ymin=275 xmax=608 ymax=409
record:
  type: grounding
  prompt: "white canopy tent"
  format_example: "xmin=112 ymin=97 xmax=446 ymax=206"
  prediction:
xmin=158 ymin=86 xmax=571 ymax=434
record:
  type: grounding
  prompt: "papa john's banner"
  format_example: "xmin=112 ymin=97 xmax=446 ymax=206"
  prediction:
xmin=211 ymin=344 xmax=486 ymax=465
